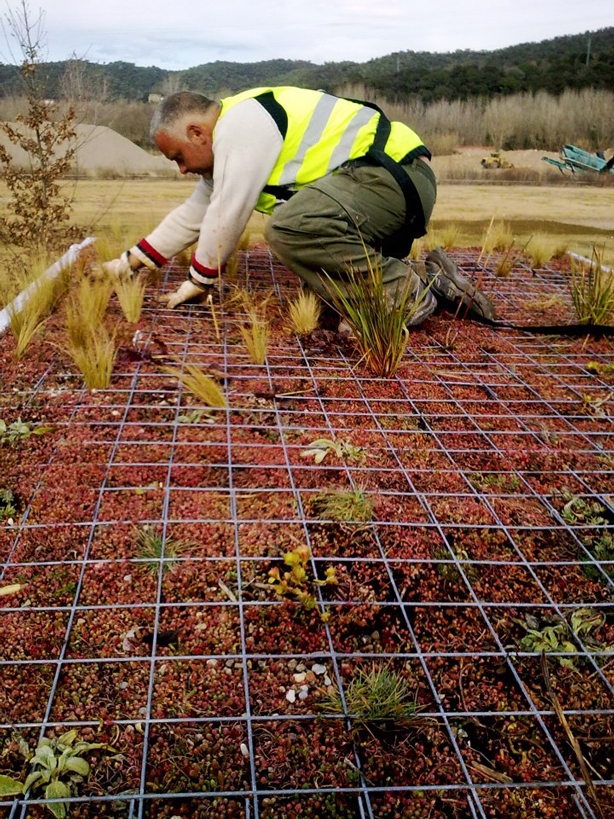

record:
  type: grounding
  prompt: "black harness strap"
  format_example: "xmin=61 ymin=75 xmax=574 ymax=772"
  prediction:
xmin=251 ymin=91 xmax=294 ymax=201
xmin=344 ymin=97 xmax=430 ymax=258
xmin=254 ymin=90 xmax=431 ymax=257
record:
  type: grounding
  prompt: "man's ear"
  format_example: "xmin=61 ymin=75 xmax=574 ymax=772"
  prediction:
xmin=186 ymin=123 xmax=209 ymax=145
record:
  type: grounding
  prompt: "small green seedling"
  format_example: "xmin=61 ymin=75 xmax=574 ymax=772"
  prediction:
xmin=0 ymin=418 xmax=56 ymax=445
xmin=513 ymin=608 xmax=608 ymax=670
xmin=268 ymin=545 xmax=337 ymax=612
xmin=570 ymin=607 xmax=604 ymax=645
xmin=580 ymin=392 xmax=612 ymax=417
xmin=586 ymin=360 xmax=614 ymax=377
xmin=0 ymin=488 xmax=19 ymax=521
xmin=177 ymin=409 xmax=210 ymax=424
xmin=559 ymin=489 xmax=614 ymax=583
xmin=300 ymin=436 xmax=366 ymax=465
xmin=517 ymin=620 xmax=577 ymax=669
xmin=0 ymin=729 xmax=117 ymax=818
xmin=560 ymin=489 xmax=609 ymax=527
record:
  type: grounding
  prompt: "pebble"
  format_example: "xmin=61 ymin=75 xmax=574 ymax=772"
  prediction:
xmin=312 ymin=663 xmax=327 ymax=676
xmin=138 ymin=707 xmax=147 ymax=716
xmin=223 ymin=667 xmax=233 ymax=676
xmin=305 ymin=671 xmax=316 ymax=683
xmin=123 ymin=574 xmax=132 ymax=582
xmin=323 ymin=675 xmax=331 ymax=686
xmin=119 ymin=681 xmax=129 ymax=690
xmin=298 ymin=685 xmax=309 ymax=700
xmin=285 ymin=688 xmax=296 ymax=703
xmin=206 ymin=659 xmax=218 ymax=667
xmin=240 ymin=743 xmax=249 ymax=758
xmin=293 ymin=672 xmax=306 ymax=683
xmin=288 ymin=659 xmax=297 ymax=670
xmin=295 ymin=662 xmax=306 ymax=672
xmin=234 ymin=662 xmax=242 ymax=670
xmin=225 ymin=659 xmax=234 ymax=668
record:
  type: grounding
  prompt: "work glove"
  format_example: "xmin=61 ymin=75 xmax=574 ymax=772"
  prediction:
xmin=159 ymin=279 xmax=212 ymax=309
xmin=102 ymin=250 xmax=139 ymax=277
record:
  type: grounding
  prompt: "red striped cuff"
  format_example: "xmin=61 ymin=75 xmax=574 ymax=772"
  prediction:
xmin=136 ymin=239 xmax=167 ymax=268
xmin=189 ymin=254 xmax=223 ymax=285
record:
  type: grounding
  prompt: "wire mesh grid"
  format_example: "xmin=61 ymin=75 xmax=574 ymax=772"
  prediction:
xmin=1 ymin=248 xmax=613 ymax=819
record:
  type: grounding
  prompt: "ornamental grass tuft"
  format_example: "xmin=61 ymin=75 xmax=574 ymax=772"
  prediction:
xmin=569 ymin=247 xmax=614 ymax=325
xmin=66 ymin=325 xmax=117 ymax=390
xmin=164 ymin=362 xmax=227 ymax=408
xmin=287 ymin=289 xmax=321 ymax=336
xmin=319 ymin=664 xmax=422 ymax=727
xmin=114 ymin=273 xmax=147 ymax=323
xmin=322 ymin=245 xmax=431 ymax=378
xmin=312 ymin=487 xmax=373 ymax=522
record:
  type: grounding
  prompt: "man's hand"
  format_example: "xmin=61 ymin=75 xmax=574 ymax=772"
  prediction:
xmin=102 ymin=251 xmax=139 ymax=277
xmin=159 ymin=280 xmax=210 ymax=309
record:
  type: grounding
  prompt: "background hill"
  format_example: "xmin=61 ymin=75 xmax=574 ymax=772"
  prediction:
xmin=0 ymin=27 xmax=613 ymax=103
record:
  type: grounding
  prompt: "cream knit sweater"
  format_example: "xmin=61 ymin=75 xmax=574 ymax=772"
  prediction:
xmin=130 ymin=98 xmax=284 ymax=283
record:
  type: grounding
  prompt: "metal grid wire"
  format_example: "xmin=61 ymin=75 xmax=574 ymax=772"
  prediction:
xmin=1 ymin=248 xmax=613 ymax=818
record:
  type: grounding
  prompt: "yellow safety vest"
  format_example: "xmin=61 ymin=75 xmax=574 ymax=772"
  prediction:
xmin=218 ymin=86 xmax=428 ymax=215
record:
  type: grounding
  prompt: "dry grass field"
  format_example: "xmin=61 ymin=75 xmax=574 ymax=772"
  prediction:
xmin=1 ymin=177 xmax=613 ymax=263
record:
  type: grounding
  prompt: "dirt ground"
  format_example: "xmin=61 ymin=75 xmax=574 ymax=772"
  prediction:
xmin=432 ymin=146 xmax=563 ymax=179
xmin=61 ymin=177 xmax=613 ymax=259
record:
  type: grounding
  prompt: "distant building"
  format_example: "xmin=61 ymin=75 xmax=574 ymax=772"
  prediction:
xmin=148 ymin=93 xmax=164 ymax=104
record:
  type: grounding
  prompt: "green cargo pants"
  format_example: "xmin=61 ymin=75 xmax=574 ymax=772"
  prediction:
xmin=264 ymin=158 xmax=437 ymax=299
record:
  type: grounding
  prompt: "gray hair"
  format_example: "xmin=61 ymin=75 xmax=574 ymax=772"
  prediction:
xmin=150 ymin=91 xmax=217 ymax=143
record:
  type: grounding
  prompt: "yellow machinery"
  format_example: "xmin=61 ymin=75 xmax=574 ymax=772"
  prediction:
xmin=481 ymin=151 xmax=514 ymax=169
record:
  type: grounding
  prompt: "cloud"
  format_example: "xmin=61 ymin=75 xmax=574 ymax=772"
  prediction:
xmin=40 ymin=0 xmax=614 ymax=70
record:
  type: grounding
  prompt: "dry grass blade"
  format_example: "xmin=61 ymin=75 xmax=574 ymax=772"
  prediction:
xmin=527 ymin=234 xmax=554 ymax=269
xmin=232 ymin=288 xmax=272 ymax=365
xmin=164 ymin=363 xmax=227 ymax=408
xmin=495 ymin=236 xmax=532 ymax=278
xmin=93 ymin=220 xmax=130 ymax=264
xmin=322 ymin=245 xmax=431 ymax=378
xmin=7 ymin=271 xmax=61 ymax=360
xmin=408 ymin=239 xmax=423 ymax=261
xmin=114 ymin=274 xmax=147 ymax=323
xmin=481 ymin=219 xmax=513 ymax=255
xmin=288 ymin=289 xmax=321 ymax=336
xmin=440 ymin=223 xmax=460 ymax=249
xmin=65 ymin=276 xmax=113 ymax=348
xmin=66 ymin=325 xmax=117 ymax=389
xmin=541 ymin=653 xmax=604 ymax=819
xmin=495 ymin=242 xmax=518 ymax=278
xmin=569 ymin=248 xmax=614 ymax=325
xmin=240 ymin=314 xmax=270 ymax=365
xmin=477 ymin=214 xmax=496 ymax=267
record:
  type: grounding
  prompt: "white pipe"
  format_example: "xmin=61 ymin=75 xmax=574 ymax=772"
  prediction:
xmin=566 ymin=251 xmax=612 ymax=274
xmin=0 ymin=237 xmax=96 ymax=334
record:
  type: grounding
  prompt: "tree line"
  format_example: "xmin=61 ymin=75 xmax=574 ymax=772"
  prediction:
xmin=0 ymin=27 xmax=612 ymax=104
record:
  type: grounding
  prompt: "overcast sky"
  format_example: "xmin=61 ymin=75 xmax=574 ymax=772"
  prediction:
xmin=5 ymin=0 xmax=614 ymax=70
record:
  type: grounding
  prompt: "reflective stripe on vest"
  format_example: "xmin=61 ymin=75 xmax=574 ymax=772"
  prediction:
xmin=218 ymin=87 xmax=426 ymax=214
